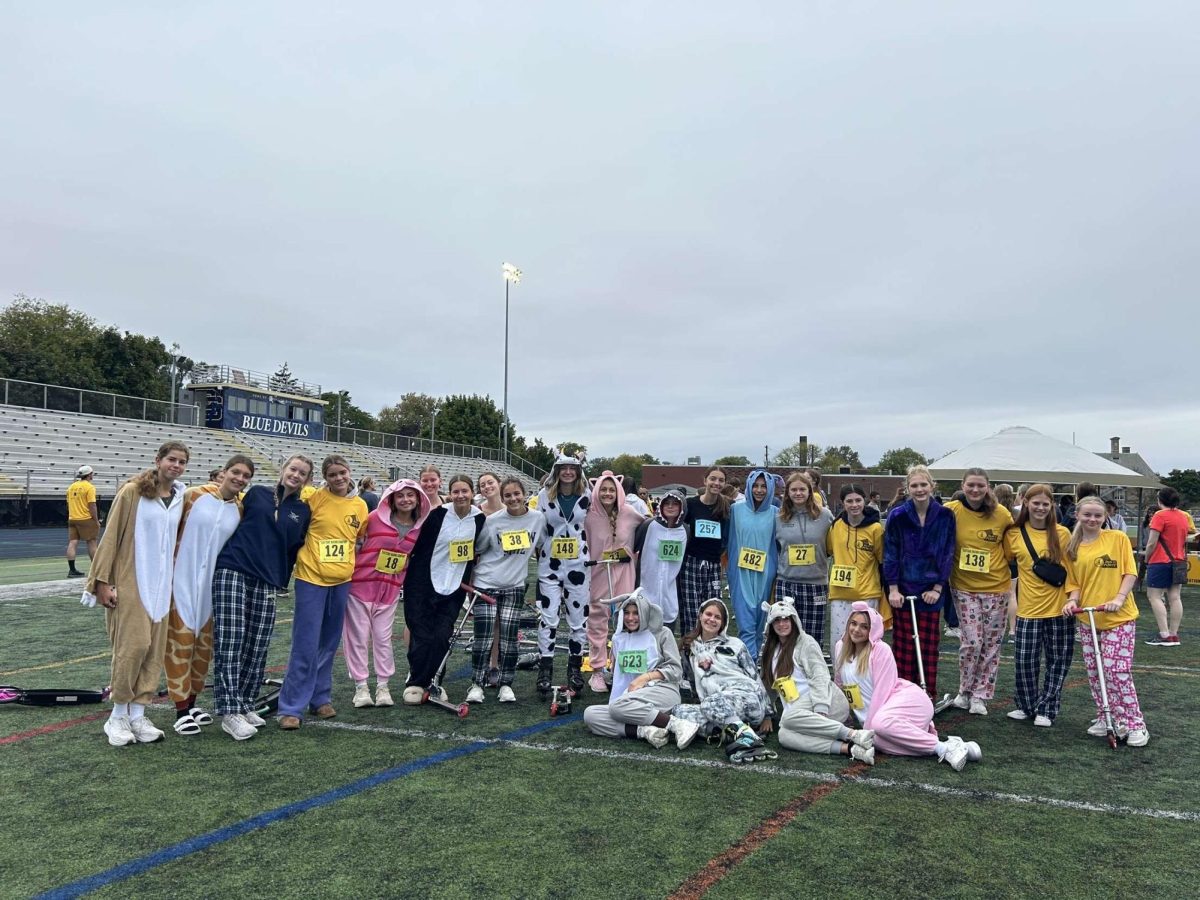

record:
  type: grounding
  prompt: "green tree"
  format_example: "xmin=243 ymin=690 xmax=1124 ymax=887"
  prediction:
xmin=430 ymin=394 xmax=504 ymax=447
xmin=773 ymin=442 xmax=821 ymax=467
xmin=557 ymin=441 xmax=587 ymax=460
xmin=378 ymin=392 xmax=438 ymax=437
xmin=320 ymin=390 xmax=377 ymax=434
xmin=587 ymin=452 xmax=660 ymax=483
xmin=713 ymin=455 xmax=752 ymax=467
xmin=512 ymin=436 xmax=555 ymax=473
xmin=586 ymin=456 xmax=615 ymax=478
xmin=270 ymin=361 xmax=300 ymax=393
xmin=872 ymin=447 xmax=930 ymax=475
xmin=817 ymin=444 xmax=864 ymax=472
xmin=1163 ymin=469 xmax=1200 ymax=506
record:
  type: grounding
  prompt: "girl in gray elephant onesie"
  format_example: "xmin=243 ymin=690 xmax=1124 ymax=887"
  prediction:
xmin=583 ymin=589 xmax=699 ymax=750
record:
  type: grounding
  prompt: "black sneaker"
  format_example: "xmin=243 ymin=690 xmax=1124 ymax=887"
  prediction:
xmin=67 ymin=570 xmax=85 ymax=579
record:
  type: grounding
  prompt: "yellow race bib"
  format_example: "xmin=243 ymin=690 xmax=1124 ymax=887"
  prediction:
xmin=319 ymin=540 xmax=350 ymax=563
xmin=449 ymin=539 xmax=475 ymax=562
xmin=737 ymin=547 xmax=766 ymax=572
xmin=499 ymin=530 xmax=530 ymax=552
xmin=842 ymin=683 xmax=863 ymax=710
xmin=830 ymin=565 xmax=858 ymax=590
xmin=958 ymin=548 xmax=990 ymax=573
xmin=786 ymin=544 xmax=816 ymax=566
xmin=602 ymin=548 xmax=628 ymax=562
xmin=772 ymin=675 xmax=800 ymax=703
xmin=374 ymin=550 xmax=407 ymax=574
xmin=551 ymin=538 xmax=579 ymax=560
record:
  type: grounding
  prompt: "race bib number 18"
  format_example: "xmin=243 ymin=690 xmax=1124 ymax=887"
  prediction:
xmin=375 ymin=550 xmax=407 ymax=574
xmin=737 ymin=547 xmax=766 ymax=572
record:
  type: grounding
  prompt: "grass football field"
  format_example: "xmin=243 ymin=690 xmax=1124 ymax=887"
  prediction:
xmin=1 ymin=571 xmax=1198 ymax=899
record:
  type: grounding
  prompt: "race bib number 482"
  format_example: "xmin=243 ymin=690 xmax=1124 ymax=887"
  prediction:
xmin=737 ymin=547 xmax=766 ymax=572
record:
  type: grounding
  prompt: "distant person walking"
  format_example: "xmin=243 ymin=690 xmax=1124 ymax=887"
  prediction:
xmin=66 ymin=465 xmax=100 ymax=578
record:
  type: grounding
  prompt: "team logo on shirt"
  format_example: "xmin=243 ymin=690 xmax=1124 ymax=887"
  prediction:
xmin=288 ymin=512 xmax=300 ymax=522
xmin=1095 ymin=555 xmax=1118 ymax=569
xmin=856 ymin=538 xmax=874 ymax=552
xmin=976 ymin=528 xmax=1000 ymax=543
xmin=345 ymin=514 xmax=361 ymax=529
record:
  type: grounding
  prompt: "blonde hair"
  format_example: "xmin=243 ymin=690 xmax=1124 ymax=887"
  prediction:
xmin=129 ymin=441 xmax=190 ymax=499
xmin=280 ymin=454 xmax=314 ymax=487
xmin=779 ymin=471 xmax=820 ymax=521
xmin=545 ymin=461 xmax=583 ymax=504
xmin=834 ymin=611 xmax=871 ymax=677
xmin=1066 ymin=495 xmax=1107 ymax=560
xmin=906 ymin=463 xmax=934 ymax=488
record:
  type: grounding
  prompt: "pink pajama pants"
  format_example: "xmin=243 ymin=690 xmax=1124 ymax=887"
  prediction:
xmin=954 ymin=589 xmax=1007 ymax=700
xmin=343 ymin=594 xmax=397 ymax=682
xmin=1077 ymin=619 xmax=1145 ymax=732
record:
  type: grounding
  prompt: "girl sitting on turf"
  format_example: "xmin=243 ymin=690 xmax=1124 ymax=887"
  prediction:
xmin=759 ymin=598 xmax=875 ymax=765
xmin=345 ymin=479 xmax=431 ymax=709
xmin=834 ymin=603 xmax=980 ymax=771
xmin=671 ymin=598 xmax=776 ymax=762
xmin=583 ymin=590 xmax=697 ymax=748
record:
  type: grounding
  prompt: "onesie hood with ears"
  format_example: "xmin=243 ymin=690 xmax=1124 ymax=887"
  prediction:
xmin=614 ymin=587 xmax=663 ymax=635
xmin=761 ymin=596 xmax=804 ymax=640
xmin=655 ymin=489 xmax=686 ymax=525
xmin=851 ymin=601 xmax=885 ymax=644
xmin=376 ymin=478 xmax=432 ymax=525
xmin=744 ymin=469 xmax=782 ymax=512
xmin=696 ymin=597 xmax=731 ymax=638
xmin=588 ymin=471 xmax=628 ymax=507
xmin=550 ymin=452 xmax=586 ymax=483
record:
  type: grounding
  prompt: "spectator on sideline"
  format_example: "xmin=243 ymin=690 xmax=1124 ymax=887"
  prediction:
xmin=358 ymin=477 xmax=380 ymax=514
xmin=1105 ymin=499 xmax=1127 ymax=534
xmin=867 ymin=491 xmax=882 ymax=512
xmin=66 ymin=464 xmax=100 ymax=578
xmin=1143 ymin=487 xmax=1189 ymax=648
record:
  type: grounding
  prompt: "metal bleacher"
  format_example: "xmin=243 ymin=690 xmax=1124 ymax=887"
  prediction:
xmin=0 ymin=405 xmax=540 ymax=499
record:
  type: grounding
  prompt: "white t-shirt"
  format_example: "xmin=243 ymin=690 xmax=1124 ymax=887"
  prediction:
xmin=839 ymin=658 xmax=874 ymax=725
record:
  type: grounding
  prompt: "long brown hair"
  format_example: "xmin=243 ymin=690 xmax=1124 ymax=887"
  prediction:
xmin=1008 ymin=483 xmax=1063 ymax=564
xmin=960 ymin=467 xmax=997 ymax=515
xmin=759 ymin=617 xmax=798 ymax=689
xmin=701 ymin=466 xmax=731 ymax=520
xmin=129 ymin=441 xmax=190 ymax=499
xmin=680 ymin=599 xmax=725 ymax=655
xmin=779 ymin=471 xmax=819 ymax=522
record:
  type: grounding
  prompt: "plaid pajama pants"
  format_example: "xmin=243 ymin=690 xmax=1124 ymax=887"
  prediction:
xmin=890 ymin=599 xmax=942 ymax=697
xmin=471 ymin=586 xmax=527 ymax=687
xmin=774 ymin=579 xmax=828 ymax=647
xmin=211 ymin=567 xmax=277 ymax=716
xmin=1013 ymin=615 xmax=1074 ymax=720
xmin=678 ymin=556 xmax=722 ymax=636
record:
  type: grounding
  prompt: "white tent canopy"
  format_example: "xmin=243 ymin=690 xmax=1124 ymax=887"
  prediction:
xmin=929 ymin=426 xmax=1161 ymax=489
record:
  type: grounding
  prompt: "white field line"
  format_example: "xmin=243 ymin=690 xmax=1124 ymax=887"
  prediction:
xmin=313 ymin=720 xmax=1200 ymax=823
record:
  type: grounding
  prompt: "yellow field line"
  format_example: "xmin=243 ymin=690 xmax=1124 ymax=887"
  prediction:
xmin=0 ymin=652 xmax=109 ymax=677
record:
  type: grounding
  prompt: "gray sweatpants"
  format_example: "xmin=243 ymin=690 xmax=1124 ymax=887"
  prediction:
xmin=777 ymin=690 xmax=851 ymax=754
xmin=583 ymin=682 xmax=682 ymax=738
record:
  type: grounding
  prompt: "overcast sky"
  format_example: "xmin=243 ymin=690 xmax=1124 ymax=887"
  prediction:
xmin=4 ymin=3 xmax=1197 ymax=472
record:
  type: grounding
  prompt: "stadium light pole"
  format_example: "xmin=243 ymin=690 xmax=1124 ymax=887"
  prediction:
xmin=501 ymin=263 xmax=522 ymax=464
xmin=168 ymin=342 xmax=181 ymax=425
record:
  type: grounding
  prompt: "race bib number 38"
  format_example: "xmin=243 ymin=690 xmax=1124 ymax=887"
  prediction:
xmin=551 ymin=538 xmax=579 ymax=560
xmin=737 ymin=547 xmax=766 ymax=572
xmin=449 ymin=539 xmax=474 ymax=562
xmin=786 ymin=544 xmax=816 ymax=566
xmin=499 ymin=530 xmax=531 ymax=552
xmin=959 ymin=548 xmax=990 ymax=573
xmin=617 ymin=649 xmax=648 ymax=674
xmin=319 ymin=539 xmax=349 ymax=563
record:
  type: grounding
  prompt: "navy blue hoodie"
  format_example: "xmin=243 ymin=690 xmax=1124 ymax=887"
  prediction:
xmin=215 ymin=483 xmax=311 ymax=588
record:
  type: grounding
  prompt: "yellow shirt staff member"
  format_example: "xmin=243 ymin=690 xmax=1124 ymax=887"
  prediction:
xmin=66 ymin=465 xmax=100 ymax=578
xmin=277 ymin=455 xmax=368 ymax=729
xmin=1062 ymin=495 xmax=1148 ymax=747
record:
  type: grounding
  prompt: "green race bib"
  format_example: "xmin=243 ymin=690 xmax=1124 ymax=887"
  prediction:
xmin=617 ymin=649 xmax=648 ymax=674
xmin=658 ymin=540 xmax=684 ymax=562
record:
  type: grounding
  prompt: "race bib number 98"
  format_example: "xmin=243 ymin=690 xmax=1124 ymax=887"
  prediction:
xmin=737 ymin=547 xmax=766 ymax=572
xmin=449 ymin=539 xmax=474 ymax=562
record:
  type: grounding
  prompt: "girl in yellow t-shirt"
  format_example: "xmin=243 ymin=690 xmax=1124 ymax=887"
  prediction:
xmin=825 ymin=484 xmax=887 ymax=660
xmin=944 ymin=468 xmax=1014 ymax=716
xmin=1063 ymin=496 xmax=1147 ymax=747
xmin=1001 ymin=484 xmax=1073 ymax=726
xmin=277 ymin=455 xmax=368 ymax=729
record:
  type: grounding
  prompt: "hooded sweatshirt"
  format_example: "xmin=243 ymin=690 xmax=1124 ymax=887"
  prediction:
xmin=536 ymin=455 xmax=592 ymax=583
xmin=834 ymin=602 xmax=931 ymax=729
xmin=687 ymin=599 xmax=772 ymax=708
xmin=584 ymin=471 xmax=643 ymax=602
xmin=633 ymin=489 xmax=688 ymax=624
xmin=404 ymin=503 xmax=487 ymax=599
xmin=350 ymin=479 xmax=433 ymax=605
xmin=610 ymin=588 xmax=682 ymax=701
xmin=826 ymin=506 xmax=885 ymax=601
xmin=726 ymin=469 xmax=782 ymax=603
xmin=775 ymin=503 xmax=835 ymax=584
xmin=172 ymin=483 xmax=243 ymax=633
xmin=760 ymin=598 xmax=840 ymax=715
xmin=882 ymin=498 xmax=956 ymax=609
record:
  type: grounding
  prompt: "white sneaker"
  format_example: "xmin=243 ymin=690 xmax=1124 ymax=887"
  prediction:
xmin=402 ymin=686 xmax=424 ymax=705
xmin=466 ymin=685 xmax=485 ymax=704
xmin=243 ymin=710 xmax=266 ymax=727
xmin=951 ymin=693 xmax=971 ymax=710
xmin=941 ymin=742 xmax=968 ymax=772
xmin=374 ymin=684 xmax=393 ymax=707
xmin=1126 ymin=728 xmax=1150 ymax=747
xmin=969 ymin=698 xmax=988 ymax=716
xmin=498 ymin=685 xmax=517 ymax=703
xmin=949 ymin=736 xmax=982 ymax=762
xmin=128 ymin=716 xmax=165 ymax=743
xmin=850 ymin=744 xmax=876 ymax=765
xmin=104 ymin=715 xmax=136 ymax=747
xmin=221 ymin=713 xmax=257 ymax=741
xmin=1006 ymin=709 xmax=1028 ymax=721
xmin=850 ymin=729 xmax=875 ymax=749
xmin=1086 ymin=718 xmax=1108 ymax=737
xmin=945 ymin=627 xmax=962 ymax=639
xmin=429 ymin=685 xmax=449 ymax=703
xmin=353 ymin=684 xmax=374 ymax=708
xmin=1033 ymin=715 xmax=1053 ymax=728
xmin=638 ymin=725 xmax=669 ymax=749
xmin=667 ymin=717 xmax=700 ymax=750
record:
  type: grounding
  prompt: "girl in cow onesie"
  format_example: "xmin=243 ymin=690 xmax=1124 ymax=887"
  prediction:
xmin=583 ymin=471 xmax=645 ymax=693
xmin=633 ymin=489 xmax=688 ymax=629
xmin=834 ymin=603 xmax=982 ymax=771
xmin=345 ymin=478 xmax=432 ymax=708
xmin=759 ymin=597 xmax=875 ymax=764
xmin=583 ymin=589 xmax=699 ymax=750
xmin=535 ymin=454 xmax=592 ymax=695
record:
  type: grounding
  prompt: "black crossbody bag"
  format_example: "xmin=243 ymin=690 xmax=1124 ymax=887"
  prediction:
xmin=1020 ymin=525 xmax=1068 ymax=588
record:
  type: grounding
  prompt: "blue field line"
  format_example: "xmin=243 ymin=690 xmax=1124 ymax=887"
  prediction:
xmin=37 ymin=714 xmax=581 ymax=899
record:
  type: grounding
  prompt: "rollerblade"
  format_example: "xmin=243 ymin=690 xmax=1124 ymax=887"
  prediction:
xmin=723 ymin=724 xmax=778 ymax=764
xmin=567 ymin=654 xmax=585 ymax=693
xmin=537 ymin=656 xmax=554 ymax=696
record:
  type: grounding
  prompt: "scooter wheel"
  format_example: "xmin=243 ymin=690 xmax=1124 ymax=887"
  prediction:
xmin=421 ymin=691 xmax=431 ymax=704
xmin=550 ymin=703 xmax=558 ymax=716
xmin=457 ymin=704 xmax=469 ymax=719
xmin=1108 ymin=734 xmax=1118 ymax=750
